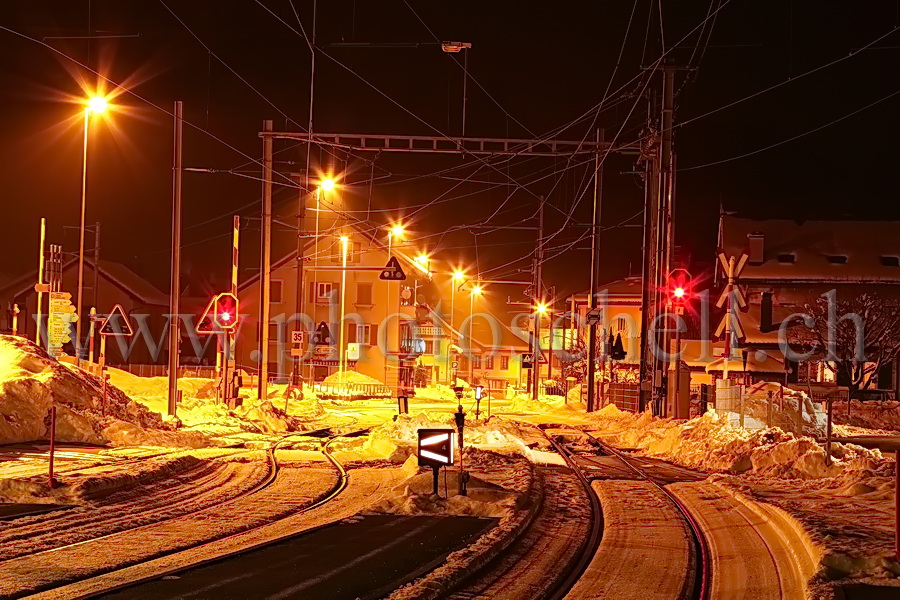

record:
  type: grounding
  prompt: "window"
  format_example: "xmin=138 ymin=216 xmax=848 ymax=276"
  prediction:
xmin=473 ymin=356 xmax=482 ymax=369
xmin=777 ymin=253 xmax=795 ymax=264
xmin=356 ymin=282 xmax=373 ymax=305
xmin=500 ymin=355 xmax=510 ymax=370
xmin=350 ymin=323 xmax=373 ymax=345
xmin=485 ymin=356 xmax=494 ymax=370
xmin=309 ymin=281 xmax=335 ymax=302
xmin=827 ymin=255 xmax=848 ymax=265
xmin=613 ymin=317 xmax=627 ymax=333
xmin=424 ymin=340 xmax=435 ymax=355
xmin=269 ymin=280 xmax=283 ymax=304
xmin=881 ymin=256 xmax=900 ymax=267
xmin=329 ymin=240 xmax=363 ymax=264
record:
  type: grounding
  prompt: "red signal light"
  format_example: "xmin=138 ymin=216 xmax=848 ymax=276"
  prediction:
xmin=214 ymin=293 xmax=239 ymax=329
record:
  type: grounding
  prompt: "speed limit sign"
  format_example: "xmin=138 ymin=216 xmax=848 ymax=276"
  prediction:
xmin=291 ymin=331 xmax=304 ymax=344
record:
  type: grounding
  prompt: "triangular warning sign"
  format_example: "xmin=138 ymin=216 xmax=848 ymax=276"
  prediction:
xmin=196 ymin=297 xmax=218 ymax=334
xmin=314 ymin=321 xmax=333 ymax=345
xmin=99 ymin=304 xmax=134 ymax=337
xmin=379 ymin=256 xmax=406 ymax=281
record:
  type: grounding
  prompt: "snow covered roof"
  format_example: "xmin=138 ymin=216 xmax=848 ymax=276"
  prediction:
xmin=720 ymin=215 xmax=900 ymax=284
xmin=0 ymin=258 xmax=168 ymax=306
xmin=567 ymin=276 xmax=643 ymax=305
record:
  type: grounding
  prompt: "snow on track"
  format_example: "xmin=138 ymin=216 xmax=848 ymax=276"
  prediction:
xmin=445 ymin=465 xmax=592 ymax=600
xmin=669 ymin=481 xmax=811 ymax=600
xmin=566 ymin=480 xmax=694 ymax=600
xmin=27 ymin=466 xmax=409 ymax=600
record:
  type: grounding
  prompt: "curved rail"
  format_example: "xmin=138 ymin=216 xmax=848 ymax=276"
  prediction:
xmin=583 ymin=432 xmax=711 ymax=600
xmin=537 ymin=428 xmax=605 ymax=600
xmin=2 ymin=428 xmax=362 ymax=599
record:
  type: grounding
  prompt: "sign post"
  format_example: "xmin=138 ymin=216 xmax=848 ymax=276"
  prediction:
xmin=417 ymin=428 xmax=455 ymax=497
xmin=98 ymin=305 xmax=134 ymax=414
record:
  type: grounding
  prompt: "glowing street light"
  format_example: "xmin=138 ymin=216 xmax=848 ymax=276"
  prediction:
xmin=535 ymin=302 xmax=548 ymax=315
xmin=453 ymin=270 xmax=465 ymax=282
xmin=75 ymin=94 xmax=111 ymax=364
xmin=319 ymin=177 xmax=336 ymax=192
xmin=87 ymin=96 xmax=108 ymax=114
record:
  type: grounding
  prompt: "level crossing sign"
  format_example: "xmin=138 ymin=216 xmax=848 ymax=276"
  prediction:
xmin=417 ymin=429 xmax=455 ymax=467
xmin=379 ymin=256 xmax=407 ymax=281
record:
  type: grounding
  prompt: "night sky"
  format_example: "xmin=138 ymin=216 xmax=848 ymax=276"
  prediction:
xmin=1 ymin=2 xmax=898 ymax=301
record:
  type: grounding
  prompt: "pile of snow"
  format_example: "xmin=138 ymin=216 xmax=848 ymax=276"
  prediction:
xmin=587 ymin=404 xmax=881 ymax=479
xmin=0 ymin=336 xmax=207 ymax=447
xmin=412 ymin=385 xmax=463 ymax=403
xmin=109 ymin=368 xmax=326 ymax=435
xmin=509 ymin=393 xmax=585 ymax=414
xmin=832 ymin=399 xmax=900 ymax=432
xmin=321 ymin=370 xmax=383 ymax=386
xmin=359 ymin=413 xmax=530 ymax=462
xmin=729 ymin=382 xmax=827 ymax=434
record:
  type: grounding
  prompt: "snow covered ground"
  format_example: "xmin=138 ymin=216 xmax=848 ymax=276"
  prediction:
xmin=3 ymin=335 xmax=899 ymax=599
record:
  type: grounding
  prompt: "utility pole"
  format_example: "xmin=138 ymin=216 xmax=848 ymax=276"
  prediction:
xmin=531 ymin=196 xmax=544 ymax=402
xmin=292 ymin=178 xmax=307 ymax=391
xmin=638 ymin=65 xmax=677 ymax=415
xmin=92 ymin=222 xmax=100 ymax=313
xmin=258 ymin=120 xmax=274 ymax=401
xmin=587 ymin=130 xmax=603 ymax=412
xmin=167 ymin=100 xmax=183 ymax=417
xmin=659 ymin=65 xmax=676 ymax=417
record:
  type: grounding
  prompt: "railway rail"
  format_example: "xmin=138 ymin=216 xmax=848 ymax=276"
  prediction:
xmin=578 ymin=431 xmax=711 ymax=600
xmin=0 ymin=427 xmax=361 ymax=600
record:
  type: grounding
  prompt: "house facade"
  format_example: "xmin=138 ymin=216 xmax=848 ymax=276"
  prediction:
xmin=719 ymin=215 xmax=900 ymax=398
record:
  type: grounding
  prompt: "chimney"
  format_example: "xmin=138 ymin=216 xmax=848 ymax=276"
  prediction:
xmin=748 ymin=232 xmax=764 ymax=265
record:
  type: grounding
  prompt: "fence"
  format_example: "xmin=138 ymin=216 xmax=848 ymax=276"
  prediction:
xmin=110 ymin=364 xmax=218 ymax=379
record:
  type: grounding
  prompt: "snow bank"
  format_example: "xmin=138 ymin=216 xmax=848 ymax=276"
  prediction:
xmin=384 ymin=448 xmax=539 ymax=600
xmin=509 ymin=393 xmax=586 ymax=414
xmin=359 ymin=413 xmax=531 ymax=462
xmin=587 ymin=404 xmax=881 ymax=479
xmin=730 ymin=381 xmax=827 ymax=435
xmin=0 ymin=336 xmax=207 ymax=447
xmin=833 ymin=399 xmax=900 ymax=432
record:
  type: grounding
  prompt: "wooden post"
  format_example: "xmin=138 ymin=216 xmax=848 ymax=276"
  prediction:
xmin=896 ymin=452 xmax=900 ymax=561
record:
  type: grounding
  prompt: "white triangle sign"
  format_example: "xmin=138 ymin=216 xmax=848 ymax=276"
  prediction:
xmin=100 ymin=304 xmax=134 ymax=337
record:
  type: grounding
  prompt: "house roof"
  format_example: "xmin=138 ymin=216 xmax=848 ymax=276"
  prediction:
xmin=720 ymin=215 xmax=900 ymax=284
xmin=0 ymin=258 xmax=168 ymax=306
xmin=567 ymin=276 xmax=644 ymax=305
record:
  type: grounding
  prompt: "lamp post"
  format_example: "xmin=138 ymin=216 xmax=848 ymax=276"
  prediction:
xmin=449 ymin=271 xmax=464 ymax=384
xmin=469 ymin=284 xmax=482 ymax=384
xmin=385 ymin=224 xmax=404 ymax=387
xmin=76 ymin=96 xmax=108 ymax=363
xmin=534 ymin=302 xmax=548 ymax=402
xmin=338 ymin=235 xmax=349 ymax=388
xmin=293 ymin=177 xmax=335 ymax=391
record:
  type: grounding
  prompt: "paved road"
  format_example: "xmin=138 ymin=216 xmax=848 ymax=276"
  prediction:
xmin=98 ymin=515 xmax=496 ymax=600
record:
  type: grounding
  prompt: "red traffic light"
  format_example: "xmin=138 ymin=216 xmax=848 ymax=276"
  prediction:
xmin=668 ymin=268 xmax=692 ymax=305
xmin=214 ymin=292 xmax=239 ymax=329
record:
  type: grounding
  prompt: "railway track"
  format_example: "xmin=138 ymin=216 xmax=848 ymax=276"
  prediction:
xmin=562 ymin=429 xmax=712 ymax=600
xmin=536 ymin=428 xmax=605 ymax=600
xmin=0 ymin=427 xmax=362 ymax=600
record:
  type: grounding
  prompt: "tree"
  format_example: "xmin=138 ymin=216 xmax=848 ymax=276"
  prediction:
xmin=790 ymin=292 xmax=900 ymax=395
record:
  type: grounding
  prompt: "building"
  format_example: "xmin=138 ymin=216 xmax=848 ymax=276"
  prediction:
xmin=719 ymin=215 xmax=900 ymax=397
xmin=0 ymin=258 xmax=169 ymax=365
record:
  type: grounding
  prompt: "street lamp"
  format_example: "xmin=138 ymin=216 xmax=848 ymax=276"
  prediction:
xmin=319 ymin=176 xmax=336 ymax=192
xmin=447 ymin=270 xmax=466 ymax=384
xmin=338 ymin=235 xmax=349 ymax=388
xmin=468 ymin=283 xmax=482 ymax=383
xmin=76 ymin=95 xmax=110 ymax=364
